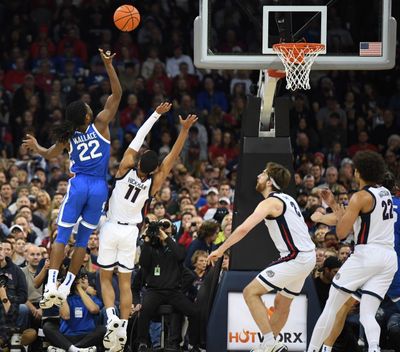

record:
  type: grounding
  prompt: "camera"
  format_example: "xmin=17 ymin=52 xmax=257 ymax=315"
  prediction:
xmin=144 ymin=218 xmax=171 ymax=246
xmin=0 ymin=274 xmax=9 ymax=287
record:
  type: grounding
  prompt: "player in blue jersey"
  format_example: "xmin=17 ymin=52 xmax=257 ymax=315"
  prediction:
xmin=22 ymin=48 xmax=122 ymax=308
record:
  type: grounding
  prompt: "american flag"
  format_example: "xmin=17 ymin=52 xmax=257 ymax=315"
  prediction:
xmin=359 ymin=42 xmax=382 ymax=56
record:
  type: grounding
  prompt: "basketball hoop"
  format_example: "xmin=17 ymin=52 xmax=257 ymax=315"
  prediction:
xmin=273 ymin=43 xmax=325 ymax=91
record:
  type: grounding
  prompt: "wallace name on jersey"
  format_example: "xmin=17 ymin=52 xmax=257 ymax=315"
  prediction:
xmin=72 ymin=132 xmax=97 ymax=144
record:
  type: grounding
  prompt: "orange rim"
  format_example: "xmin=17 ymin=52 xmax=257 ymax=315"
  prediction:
xmin=273 ymin=43 xmax=325 ymax=64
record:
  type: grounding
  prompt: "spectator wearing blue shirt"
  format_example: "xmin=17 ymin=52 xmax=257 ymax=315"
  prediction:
xmin=185 ymin=221 xmax=219 ymax=269
xmin=196 ymin=77 xmax=228 ymax=114
xmin=43 ymin=268 xmax=105 ymax=352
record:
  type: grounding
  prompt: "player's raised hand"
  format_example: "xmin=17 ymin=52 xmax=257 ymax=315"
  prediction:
xmin=98 ymin=48 xmax=116 ymax=65
xmin=207 ymin=248 xmax=224 ymax=267
xmin=155 ymin=102 xmax=172 ymax=115
xmin=180 ymin=114 xmax=198 ymax=131
xmin=22 ymin=134 xmax=40 ymax=153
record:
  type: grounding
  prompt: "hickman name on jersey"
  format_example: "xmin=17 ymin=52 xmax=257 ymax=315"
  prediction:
xmin=107 ymin=168 xmax=153 ymax=224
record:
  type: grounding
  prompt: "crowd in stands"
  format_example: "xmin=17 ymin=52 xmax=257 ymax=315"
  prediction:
xmin=0 ymin=0 xmax=400 ymax=351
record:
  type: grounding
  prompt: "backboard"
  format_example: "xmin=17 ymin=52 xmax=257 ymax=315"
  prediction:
xmin=194 ymin=0 xmax=397 ymax=70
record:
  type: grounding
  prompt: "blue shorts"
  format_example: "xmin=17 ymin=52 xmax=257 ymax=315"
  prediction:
xmin=57 ymin=174 xmax=108 ymax=229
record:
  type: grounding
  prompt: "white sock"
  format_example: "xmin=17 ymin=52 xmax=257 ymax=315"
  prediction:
xmin=119 ymin=319 xmax=128 ymax=335
xmin=106 ymin=307 xmax=117 ymax=320
xmin=58 ymin=271 xmax=76 ymax=293
xmin=68 ymin=345 xmax=79 ymax=352
xmin=368 ymin=345 xmax=380 ymax=352
xmin=47 ymin=269 xmax=59 ymax=290
xmin=261 ymin=332 xmax=275 ymax=348
xmin=322 ymin=345 xmax=332 ymax=352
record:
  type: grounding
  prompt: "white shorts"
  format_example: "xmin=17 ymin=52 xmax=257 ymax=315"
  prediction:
xmin=257 ymin=251 xmax=316 ymax=299
xmin=97 ymin=221 xmax=139 ymax=273
xmin=333 ymin=244 xmax=398 ymax=301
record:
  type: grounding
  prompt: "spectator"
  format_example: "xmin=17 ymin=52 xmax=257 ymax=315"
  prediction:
xmin=21 ymin=245 xmax=43 ymax=331
xmin=314 ymin=256 xmax=342 ymax=309
xmin=338 ymin=244 xmax=352 ymax=263
xmin=196 ymin=77 xmax=228 ymax=114
xmin=185 ymin=221 xmax=219 ymax=269
xmin=166 ymin=45 xmax=195 ymax=78
xmin=0 ymin=241 xmax=28 ymax=347
xmin=43 ymin=268 xmax=104 ymax=352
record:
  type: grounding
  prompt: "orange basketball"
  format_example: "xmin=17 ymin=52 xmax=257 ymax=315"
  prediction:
xmin=113 ymin=5 xmax=140 ymax=32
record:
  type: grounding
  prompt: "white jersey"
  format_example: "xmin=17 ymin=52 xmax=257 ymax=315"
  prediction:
xmin=264 ymin=192 xmax=315 ymax=256
xmin=354 ymin=186 xmax=395 ymax=247
xmin=107 ymin=168 xmax=153 ymax=224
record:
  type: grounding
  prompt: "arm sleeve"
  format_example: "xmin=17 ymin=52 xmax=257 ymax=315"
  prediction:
xmin=129 ymin=111 xmax=161 ymax=151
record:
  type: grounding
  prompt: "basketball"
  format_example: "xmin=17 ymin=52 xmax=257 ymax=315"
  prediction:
xmin=113 ymin=5 xmax=140 ymax=32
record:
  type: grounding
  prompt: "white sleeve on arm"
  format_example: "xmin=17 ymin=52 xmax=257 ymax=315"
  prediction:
xmin=129 ymin=111 xmax=161 ymax=151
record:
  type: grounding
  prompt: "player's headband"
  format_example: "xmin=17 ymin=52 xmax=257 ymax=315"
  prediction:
xmin=269 ymin=177 xmax=281 ymax=190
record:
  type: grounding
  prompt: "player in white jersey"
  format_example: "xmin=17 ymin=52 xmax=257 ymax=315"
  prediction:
xmin=208 ymin=162 xmax=316 ymax=352
xmin=97 ymin=101 xmax=197 ymax=352
xmin=307 ymin=151 xmax=397 ymax=352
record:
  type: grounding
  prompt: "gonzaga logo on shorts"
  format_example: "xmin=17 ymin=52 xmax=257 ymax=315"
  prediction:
xmin=227 ymin=293 xmax=307 ymax=351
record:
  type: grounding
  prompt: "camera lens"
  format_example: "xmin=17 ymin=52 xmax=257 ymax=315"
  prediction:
xmin=191 ymin=222 xmax=196 ymax=227
xmin=160 ymin=221 xmax=171 ymax=229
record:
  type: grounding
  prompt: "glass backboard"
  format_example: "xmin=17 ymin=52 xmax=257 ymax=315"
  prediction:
xmin=194 ymin=0 xmax=397 ymax=70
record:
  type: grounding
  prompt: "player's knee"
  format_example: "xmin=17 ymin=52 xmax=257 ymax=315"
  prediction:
xmin=243 ymin=284 xmax=257 ymax=303
xmin=54 ymin=226 xmax=73 ymax=245
xmin=75 ymin=222 xmax=96 ymax=247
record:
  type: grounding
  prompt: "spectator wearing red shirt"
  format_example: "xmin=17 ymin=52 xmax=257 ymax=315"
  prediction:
xmin=219 ymin=131 xmax=238 ymax=163
xmin=348 ymin=130 xmax=378 ymax=157
xmin=198 ymin=187 xmax=219 ymax=218
xmin=119 ymin=94 xmax=145 ymax=129
xmin=30 ymin=25 xmax=56 ymax=59
xmin=173 ymin=62 xmax=199 ymax=92
xmin=208 ymin=128 xmax=223 ymax=161
xmin=3 ymin=57 xmax=27 ymax=93
xmin=146 ymin=62 xmax=172 ymax=96
xmin=57 ymin=26 xmax=88 ymax=62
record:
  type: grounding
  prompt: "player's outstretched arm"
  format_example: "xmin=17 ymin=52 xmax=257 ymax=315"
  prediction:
xmin=22 ymin=134 xmax=67 ymax=160
xmin=94 ymin=48 xmax=122 ymax=135
xmin=150 ymin=114 xmax=198 ymax=195
xmin=207 ymin=199 xmax=273 ymax=266
xmin=117 ymin=102 xmax=172 ymax=177
xmin=311 ymin=211 xmax=339 ymax=226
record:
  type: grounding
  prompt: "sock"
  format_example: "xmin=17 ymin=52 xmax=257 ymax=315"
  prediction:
xmin=68 ymin=345 xmax=79 ymax=352
xmin=120 ymin=319 xmax=128 ymax=334
xmin=106 ymin=307 xmax=117 ymax=320
xmin=47 ymin=269 xmax=59 ymax=290
xmin=58 ymin=271 xmax=76 ymax=294
xmin=368 ymin=345 xmax=380 ymax=352
xmin=322 ymin=345 xmax=332 ymax=352
xmin=261 ymin=332 xmax=275 ymax=348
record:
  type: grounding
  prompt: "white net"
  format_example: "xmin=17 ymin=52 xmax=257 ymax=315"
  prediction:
xmin=273 ymin=43 xmax=325 ymax=91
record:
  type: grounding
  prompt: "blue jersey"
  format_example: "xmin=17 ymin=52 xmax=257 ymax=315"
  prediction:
xmin=69 ymin=123 xmax=110 ymax=178
xmin=387 ymin=195 xmax=400 ymax=299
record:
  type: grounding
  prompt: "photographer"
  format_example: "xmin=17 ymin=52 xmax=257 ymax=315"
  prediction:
xmin=0 ymin=241 xmax=28 ymax=348
xmin=137 ymin=220 xmax=201 ymax=352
